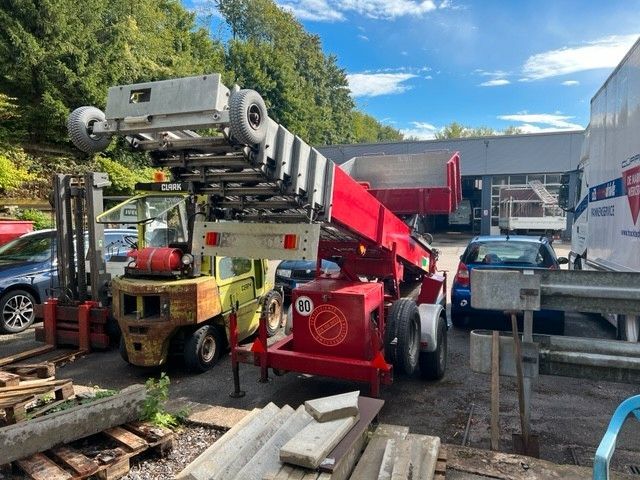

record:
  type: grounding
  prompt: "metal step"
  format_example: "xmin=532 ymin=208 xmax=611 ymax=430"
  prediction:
xmin=528 ymin=180 xmax=557 ymax=205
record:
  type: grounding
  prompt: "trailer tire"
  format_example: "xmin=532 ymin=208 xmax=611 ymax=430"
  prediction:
xmin=419 ymin=314 xmax=447 ymax=380
xmin=262 ymin=290 xmax=284 ymax=337
xmin=119 ymin=336 xmax=130 ymax=364
xmin=385 ymin=299 xmax=420 ymax=375
xmin=229 ymin=89 xmax=268 ymax=145
xmin=67 ymin=106 xmax=112 ymax=153
xmin=184 ymin=324 xmax=223 ymax=372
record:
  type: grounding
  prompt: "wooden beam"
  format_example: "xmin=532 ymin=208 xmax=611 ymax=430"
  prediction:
xmin=0 ymin=345 xmax=55 ymax=367
xmin=0 ymin=384 xmax=145 ymax=465
xmin=491 ymin=330 xmax=500 ymax=451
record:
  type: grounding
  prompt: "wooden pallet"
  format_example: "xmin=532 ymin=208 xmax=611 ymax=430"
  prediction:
xmin=14 ymin=421 xmax=174 ymax=480
xmin=0 ymin=378 xmax=74 ymax=425
xmin=0 ymin=362 xmax=56 ymax=380
xmin=434 ymin=449 xmax=447 ymax=479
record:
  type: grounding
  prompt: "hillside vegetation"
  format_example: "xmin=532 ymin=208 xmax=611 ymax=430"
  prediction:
xmin=0 ymin=0 xmax=403 ymax=200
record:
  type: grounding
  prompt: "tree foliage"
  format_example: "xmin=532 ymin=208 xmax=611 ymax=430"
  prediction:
xmin=435 ymin=122 xmax=523 ymax=139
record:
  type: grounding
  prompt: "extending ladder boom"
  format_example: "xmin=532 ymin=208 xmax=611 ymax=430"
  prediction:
xmin=68 ymin=74 xmax=460 ymax=274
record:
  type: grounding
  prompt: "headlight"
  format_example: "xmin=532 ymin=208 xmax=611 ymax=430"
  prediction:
xmin=181 ymin=254 xmax=194 ymax=266
xmin=277 ymin=269 xmax=292 ymax=278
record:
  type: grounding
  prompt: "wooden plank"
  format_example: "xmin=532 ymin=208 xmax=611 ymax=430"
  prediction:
xmin=103 ymin=426 xmax=148 ymax=452
xmin=0 ymin=371 xmax=20 ymax=386
xmin=125 ymin=421 xmax=172 ymax=445
xmin=0 ymin=384 xmax=146 ymax=465
xmin=491 ymin=330 xmax=500 ymax=451
xmin=25 ymin=399 xmax=70 ymax=419
xmin=0 ymin=379 xmax=70 ymax=394
xmin=1 ymin=362 xmax=56 ymax=378
xmin=96 ymin=457 xmax=130 ymax=480
xmin=16 ymin=453 xmax=73 ymax=480
xmin=4 ymin=395 xmax=34 ymax=423
xmin=0 ymin=345 xmax=55 ymax=368
xmin=50 ymin=446 xmax=99 ymax=477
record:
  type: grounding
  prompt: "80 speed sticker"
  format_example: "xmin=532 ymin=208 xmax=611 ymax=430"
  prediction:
xmin=294 ymin=296 xmax=314 ymax=316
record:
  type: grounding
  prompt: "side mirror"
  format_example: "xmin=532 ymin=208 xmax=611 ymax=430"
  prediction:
xmin=557 ymin=257 xmax=569 ymax=265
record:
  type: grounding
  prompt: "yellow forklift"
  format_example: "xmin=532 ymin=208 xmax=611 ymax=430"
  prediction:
xmin=97 ymin=185 xmax=283 ymax=372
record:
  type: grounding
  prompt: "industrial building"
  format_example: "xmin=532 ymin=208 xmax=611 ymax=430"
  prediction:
xmin=319 ymin=130 xmax=584 ymax=236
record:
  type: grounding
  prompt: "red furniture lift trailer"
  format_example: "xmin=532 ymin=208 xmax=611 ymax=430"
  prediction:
xmin=67 ymin=74 xmax=461 ymax=395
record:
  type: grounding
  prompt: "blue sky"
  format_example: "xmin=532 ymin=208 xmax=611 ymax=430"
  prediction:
xmin=195 ymin=0 xmax=640 ymax=139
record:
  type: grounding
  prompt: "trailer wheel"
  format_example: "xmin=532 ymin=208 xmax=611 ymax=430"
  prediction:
xmin=67 ymin=106 xmax=112 ymax=153
xmin=617 ymin=315 xmax=640 ymax=342
xmin=119 ymin=336 xmax=130 ymax=364
xmin=262 ymin=290 xmax=284 ymax=337
xmin=419 ymin=314 xmax=447 ymax=380
xmin=385 ymin=298 xmax=420 ymax=375
xmin=184 ymin=324 xmax=223 ymax=372
xmin=229 ymin=89 xmax=268 ymax=145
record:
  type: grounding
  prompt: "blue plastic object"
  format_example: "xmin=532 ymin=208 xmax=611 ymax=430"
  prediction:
xmin=593 ymin=394 xmax=640 ymax=480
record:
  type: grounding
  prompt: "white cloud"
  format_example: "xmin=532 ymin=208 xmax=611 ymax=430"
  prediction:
xmin=521 ymin=34 xmax=639 ymax=80
xmin=479 ymin=78 xmax=510 ymax=87
xmin=497 ymin=112 xmax=583 ymax=133
xmin=358 ymin=34 xmax=369 ymax=41
xmin=347 ymin=73 xmax=417 ymax=97
xmin=277 ymin=0 xmax=439 ymax=21
xmin=401 ymin=122 xmax=440 ymax=140
xmin=280 ymin=0 xmax=345 ymax=21
xmin=562 ymin=80 xmax=580 ymax=86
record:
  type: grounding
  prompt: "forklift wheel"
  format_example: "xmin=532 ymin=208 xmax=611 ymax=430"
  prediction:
xmin=262 ymin=290 xmax=284 ymax=337
xmin=385 ymin=298 xmax=420 ymax=375
xmin=229 ymin=89 xmax=268 ymax=145
xmin=119 ymin=336 xmax=130 ymax=364
xmin=184 ymin=325 xmax=223 ymax=373
xmin=419 ymin=314 xmax=447 ymax=380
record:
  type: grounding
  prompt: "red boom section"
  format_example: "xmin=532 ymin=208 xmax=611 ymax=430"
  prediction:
xmin=365 ymin=153 xmax=462 ymax=214
xmin=328 ymin=166 xmax=435 ymax=274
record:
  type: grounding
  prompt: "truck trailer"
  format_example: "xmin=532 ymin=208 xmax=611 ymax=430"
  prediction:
xmin=559 ymin=37 xmax=640 ymax=342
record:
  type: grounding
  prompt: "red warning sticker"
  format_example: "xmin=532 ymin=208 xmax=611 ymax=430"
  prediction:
xmin=309 ymin=304 xmax=348 ymax=347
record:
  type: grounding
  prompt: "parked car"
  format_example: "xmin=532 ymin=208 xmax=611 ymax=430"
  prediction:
xmin=451 ymin=235 xmax=568 ymax=334
xmin=275 ymin=259 xmax=340 ymax=300
xmin=0 ymin=228 xmax=136 ymax=334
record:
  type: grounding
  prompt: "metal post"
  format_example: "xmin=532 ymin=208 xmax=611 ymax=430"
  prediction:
xmin=229 ymin=310 xmax=245 ymax=398
xmin=85 ymin=172 xmax=110 ymax=305
xmin=491 ymin=330 xmax=500 ymax=451
xmin=258 ymin=306 xmax=269 ymax=383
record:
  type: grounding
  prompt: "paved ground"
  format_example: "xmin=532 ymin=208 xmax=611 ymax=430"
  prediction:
xmin=1 ymin=233 xmax=639 ymax=472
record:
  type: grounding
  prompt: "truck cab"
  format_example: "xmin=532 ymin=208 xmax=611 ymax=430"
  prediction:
xmin=98 ymin=191 xmax=282 ymax=372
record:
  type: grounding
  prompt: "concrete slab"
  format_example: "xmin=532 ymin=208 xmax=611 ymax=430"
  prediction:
xmin=304 ymin=390 xmax=359 ymax=422
xmin=213 ymin=405 xmax=295 ymax=480
xmin=176 ymin=403 xmax=279 ymax=480
xmin=377 ymin=439 xmax=396 ymax=480
xmin=390 ymin=438 xmax=413 ymax=480
xmin=166 ymin=398 xmax=250 ymax=430
xmin=280 ymin=413 xmax=360 ymax=469
xmin=350 ymin=424 xmax=409 ymax=480
xmin=233 ymin=405 xmax=313 ymax=480
xmin=410 ymin=434 xmax=440 ymax=480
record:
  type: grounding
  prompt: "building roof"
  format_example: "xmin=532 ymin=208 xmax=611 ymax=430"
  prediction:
xmin=318 ymin=130 xmax=584 ymax=177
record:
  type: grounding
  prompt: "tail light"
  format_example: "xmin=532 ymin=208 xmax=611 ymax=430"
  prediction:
xmin=454 ymin=261 xmax=470 ymax=287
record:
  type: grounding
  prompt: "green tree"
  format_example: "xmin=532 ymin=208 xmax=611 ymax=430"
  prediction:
xmin=0 ymin=0 xmax=225 ymax=143
xmin=351 ymin=111 xmax=403 ymax=144
xmin=435 ymin=122 xmax=522 ymax=139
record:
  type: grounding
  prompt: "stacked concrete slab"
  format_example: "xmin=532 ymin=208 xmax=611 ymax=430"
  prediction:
xmin=176 ymin=391 xmax=442 ymax=480
xmin=351 ymin=424 xmax=441 ymax=480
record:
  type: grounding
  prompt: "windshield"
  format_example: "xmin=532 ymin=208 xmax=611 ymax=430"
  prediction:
xmin=0 ymin=234 xmax=53 ymax=263
xmin=98 ymin=194 xmax=189 ymax=248
xmin=463 ymin=241 xmax=555 ymax=268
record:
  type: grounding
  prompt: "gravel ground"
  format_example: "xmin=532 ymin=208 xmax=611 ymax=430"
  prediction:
xmin=123 ymin=425 xmax=223 ymax=480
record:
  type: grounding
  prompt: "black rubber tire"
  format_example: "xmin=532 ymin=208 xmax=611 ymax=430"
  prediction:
xmin=119 ymin=336 xmax=130 ymax=364
xmin=229 ymin=89 xmax=268 ymax=145
xmin=67 ymin=106 xmax=112 ymax=153
xmin=419 ymin=314 xmax=447 ymax=380
xmin=184 ymin=324 xmax=223 ymax=373
xmin=262 ymin=290 xmax=284 ymax=337
xmin=0 ymin=289 xmax=36 ymax=334
xmin=385 ymin=299 xmax=420 ymax=375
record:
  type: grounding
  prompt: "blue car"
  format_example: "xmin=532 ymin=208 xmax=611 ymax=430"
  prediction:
xmin=275 ymin=259 xmax=340 ymax=300
xmin=451 ymin=235 xmax=568 ymax=335
xmin=0 ymin=228 xmax=136 ymax=333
